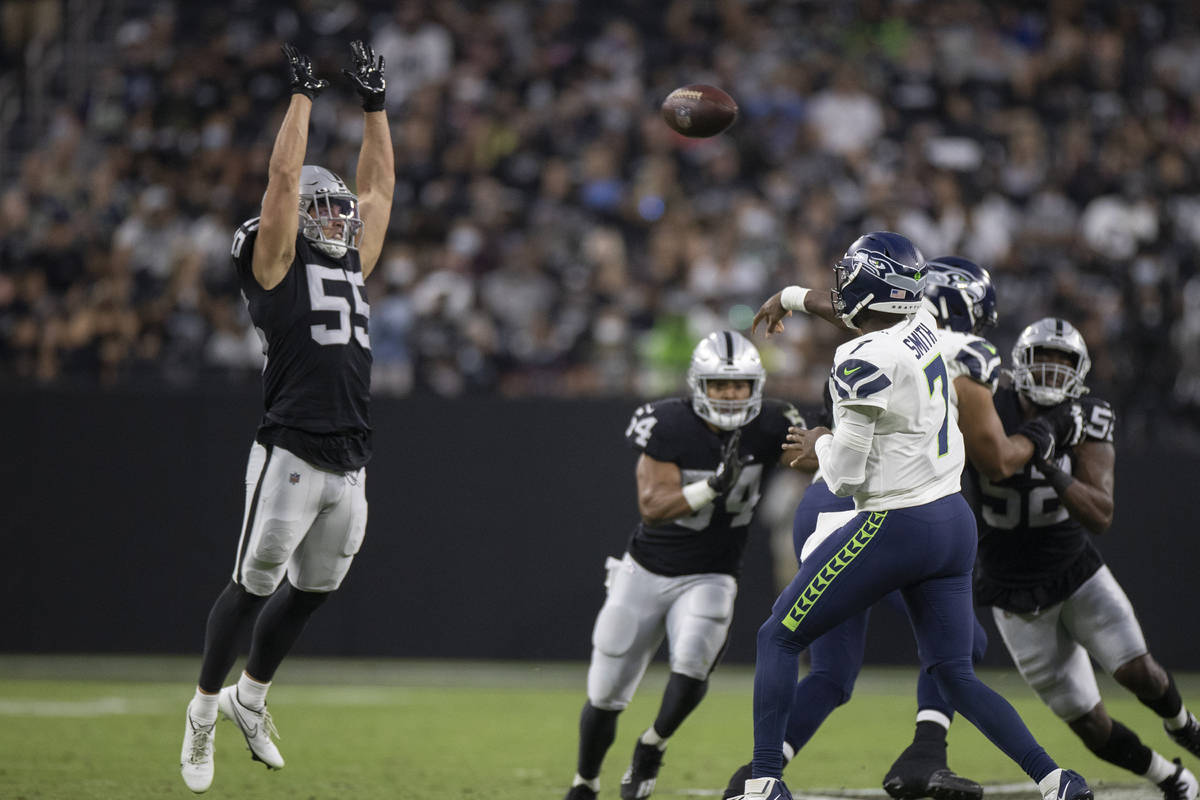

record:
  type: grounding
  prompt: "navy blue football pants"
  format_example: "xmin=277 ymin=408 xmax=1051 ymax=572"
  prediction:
xmin=783 ymin=480 xmax=989 ymax=752
xmin=752 ymin=492 xmax=1057 ymax=783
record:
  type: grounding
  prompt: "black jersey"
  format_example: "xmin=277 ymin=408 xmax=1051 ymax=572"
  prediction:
xmin=624 ymin=397 xmax=803 ymax=578
xmin=233 ymin=218 xmax=373 ymax=472
xmin=970 ymin=385 xmax=1116 ymax=613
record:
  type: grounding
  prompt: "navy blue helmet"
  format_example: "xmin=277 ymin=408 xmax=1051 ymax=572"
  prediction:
xmin=831 ymin=231 xmax=926 ymax=325
xmin=923 ymin=256 xmax=998 ymax=335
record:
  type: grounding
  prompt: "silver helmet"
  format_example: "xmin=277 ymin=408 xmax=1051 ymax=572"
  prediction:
xmin=1011 ymin=317 xmax=1091 ymax=406
xmin=687 ymin=330 xmax=766 ymax=430
xmin=299 ymin=165 xmax=363 ymax=258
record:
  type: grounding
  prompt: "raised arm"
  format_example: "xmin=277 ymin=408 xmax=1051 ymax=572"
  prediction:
xmin=751 ymin=285 xmax=852 ymax=338
xmin=955 ymin=377 xmax=1036 ymax=481
xmin=253 ymin=44 xmax=328 ymax=291
xmin=343 ymin=40 xmax=394 ymax=277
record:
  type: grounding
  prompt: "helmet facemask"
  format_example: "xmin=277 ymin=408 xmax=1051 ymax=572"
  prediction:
xmin=687 ymin=331 xmax=766 ymax=430
xmin=300 ymin=192 xmax=363 ymax=259
xmin=1011 ymin=318 xmax=1091 ymax=406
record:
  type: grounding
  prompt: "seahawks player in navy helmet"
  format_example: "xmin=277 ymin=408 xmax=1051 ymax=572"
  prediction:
xmin=562 ymin=331 xmax=805 ymax=800
xmin=976 ymin=318 xmax=1200 ymax=800
xmin=180 ymin=41 xmax=393 ymax=794
xmin=735 ymin=232 xmax=1093 ymax=800
xmin=728 ymin=253 xmax=1079 ymax=800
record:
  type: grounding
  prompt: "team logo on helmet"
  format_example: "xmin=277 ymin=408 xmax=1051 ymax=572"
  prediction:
xmin=687 ymin=330 xmax=766 ymax=430
xmin=1011 ymin=317 xmax=1091 ymax=406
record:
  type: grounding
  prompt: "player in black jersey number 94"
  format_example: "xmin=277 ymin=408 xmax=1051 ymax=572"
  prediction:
xmin=179 ymin=41 xmax=394 ymax=794
xmin=562 ymin=331 xmax=808 ymax=800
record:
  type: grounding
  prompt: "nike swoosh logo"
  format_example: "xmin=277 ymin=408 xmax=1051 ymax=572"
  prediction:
xmin=842 ymin=366 xmax=861 ymax=375
xmin=233 ymin=705 xmax=258 ymax=737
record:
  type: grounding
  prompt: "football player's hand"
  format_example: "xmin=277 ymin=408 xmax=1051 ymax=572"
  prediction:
xmin=751 ymin=291 xmax=789 ymax=338
xmin=1016 ymin=416 xmax=1055 ymax=463
xmin=1043 ymin=400 xmax=1086 ymax=450
xmin=708 ymin=429 xmax=749 ymax=495
xmin=343 ymin=39 xmax=386 ymax=112
xmin=282 ymin=43 xmax=329 ymax=100
xmin=782 ymin=425 xmax=830 ymax=468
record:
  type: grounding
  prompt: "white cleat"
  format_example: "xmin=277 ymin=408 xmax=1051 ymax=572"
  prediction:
xmin=180 ymin=700 xmax=216 ymax=793
xmin=739 ymin=777 xmax=794 ymax=800
xmin=1159 ymin=758 xmax=1200 ymax=800
xmin=217 ymin=685 xmax=284 ymax=769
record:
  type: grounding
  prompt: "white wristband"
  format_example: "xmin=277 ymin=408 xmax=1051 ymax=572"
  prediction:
xmin=780 ymin=285 xmax=810 ymax=312
xmin=682 ymin=480 xmax=718 ymax=511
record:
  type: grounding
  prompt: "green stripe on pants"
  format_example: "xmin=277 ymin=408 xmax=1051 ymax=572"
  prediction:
xmin=782 ymin=511 xmax=887 ymax=632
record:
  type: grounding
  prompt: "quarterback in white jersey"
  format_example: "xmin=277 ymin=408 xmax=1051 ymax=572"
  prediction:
xmin=737 ymin=232 xmax=1092 ymax=800
xmin=822 ymin=306 xmax=963 ymax=510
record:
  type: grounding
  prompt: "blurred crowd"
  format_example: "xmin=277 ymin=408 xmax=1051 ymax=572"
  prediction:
xmin=3 ymin=0 xmax=1200 ymax=440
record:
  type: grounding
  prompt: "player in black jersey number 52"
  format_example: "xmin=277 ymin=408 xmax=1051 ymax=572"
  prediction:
xmin=180 ymin=41 xmax=394 ymax=794
xmin=563 ymin=331 xmax=806 ymax=800
xmin=975 ymin=318 xmax=1200 ymax=800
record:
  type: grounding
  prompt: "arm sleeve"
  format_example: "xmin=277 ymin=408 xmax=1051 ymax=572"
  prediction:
xmin=813 ymin=405 xmax=878 ymax=496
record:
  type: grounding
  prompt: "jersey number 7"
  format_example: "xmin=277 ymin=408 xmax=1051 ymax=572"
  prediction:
xmin=924 ymin=354 xmax=949 ymax=457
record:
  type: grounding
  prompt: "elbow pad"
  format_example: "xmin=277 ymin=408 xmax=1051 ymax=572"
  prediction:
xmin=815 ymin=408 xmax=875 ymax=496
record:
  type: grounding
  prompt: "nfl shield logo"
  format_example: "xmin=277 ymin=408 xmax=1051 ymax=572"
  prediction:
xmin=890 ymin=288 xmax=905 ymax=299
xmin=289 ymin=472 xmax=301 ymax=484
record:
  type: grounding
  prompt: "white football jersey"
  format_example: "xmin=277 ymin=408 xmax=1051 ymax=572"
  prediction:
xmin=826 ymin=309 xmax=965 ymax=511
xmin=937 ymin=329 xmax=1003 ymax=424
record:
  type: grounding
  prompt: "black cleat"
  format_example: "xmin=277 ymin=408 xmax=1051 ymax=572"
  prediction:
xmin=884 ymin=751 xmax=982 ymax=800
xmin=620 ymin=741 xmax=666 ymax=799
xmin=722 ymin=762 xmax=754 ymax=800
xmin=1167 ymin=713 xmax=1200 ymax=759
xmin=926 ymin=769 xmax=985 ymax=800
xmin=564 ymin=784 xmax=598 ymax=800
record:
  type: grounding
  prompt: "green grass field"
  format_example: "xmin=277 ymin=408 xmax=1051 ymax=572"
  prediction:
xmin=1 ymin=655 xmax=1189 ymax=799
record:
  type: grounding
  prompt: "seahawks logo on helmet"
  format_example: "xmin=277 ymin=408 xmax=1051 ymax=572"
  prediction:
xmin=297 ymin=165 xmax=363 ymax=259
xmin=1011 ymin=317 xmax=1091 ymax=406
xmin=923 ymin=256 xmax=998 ymax=335
xmin=831 ymin=231 xmax=927 ymax=326
xmin=687 ymin=330 xmax=766 ymax=430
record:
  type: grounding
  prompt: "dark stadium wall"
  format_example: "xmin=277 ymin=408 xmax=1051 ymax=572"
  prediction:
xmin=4 ymin=387 xmax=1197 ymax=669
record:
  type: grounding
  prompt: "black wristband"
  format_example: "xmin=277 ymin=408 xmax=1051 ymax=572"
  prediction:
xmin=292 ymin=87 xmax=318 ymax=101
xmin=1041 ymin=462 xmax=1074 ymax=493
xmin=361 ymin=95 xmax=385 ymax=113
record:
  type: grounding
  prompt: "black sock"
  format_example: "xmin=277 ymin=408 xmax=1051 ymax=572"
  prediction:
xmin=1089 ymin=719 xmax=1153 ymax=775
xmin=577 ymin=701 xmax=620 ymax=780
xmin=243 ymin=583 xmax=329 ymax=682
xmin=913 ymin=720 xmax=949 ymax=746
xmin=651 ymin=673 xmax=709 ymax=740
xmin=197 ymin=582 xmax=269 ymax=692
xmin=1142 ymin=673 xmax=1184 ymax=719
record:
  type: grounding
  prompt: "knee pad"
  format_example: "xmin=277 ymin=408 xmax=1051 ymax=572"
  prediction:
xmin=592 ymin=602 xmax=638 ymax=658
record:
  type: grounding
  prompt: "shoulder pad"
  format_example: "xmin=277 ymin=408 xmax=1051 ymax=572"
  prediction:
xmin=1076 ymin=395 xmax=1115 ymax=443
xmin=231 ymin=217 xmax=261 ymax=265
xmin=760 ymin=398 xmax=805 ymax=430
xmin=954 ymin=334 xmax=1002 ymax=391
xmin=831 ymin=354 xmax=892 ymax=405
xmin=624 ymin=398 xmax=690 ymax=453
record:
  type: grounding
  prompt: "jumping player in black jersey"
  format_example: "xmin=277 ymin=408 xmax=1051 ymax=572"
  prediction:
xmin=562 ymin=331 xmax=805 ymax=800
xmin=179 ymin=41 xmax=393 ymax=794
xmin=976 ymin=318 xmax=1200 ymax=800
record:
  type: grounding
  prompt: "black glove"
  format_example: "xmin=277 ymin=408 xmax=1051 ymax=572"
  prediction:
xmin=343 ymin=39 xmax=386 ymax=112
xmin=1016 ymin=416 xmax=1055 ymax=463
xmin=1043 ymin=400 xmax=1086 ymax=451
xmin=708 ymin=429 xmax=746 ymax=495
xmin=282 ymin=43 xmax=329 ymax=101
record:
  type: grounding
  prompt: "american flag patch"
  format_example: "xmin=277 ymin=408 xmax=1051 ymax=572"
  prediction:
xmin=890 ymin=288 xmax=905 ymax=298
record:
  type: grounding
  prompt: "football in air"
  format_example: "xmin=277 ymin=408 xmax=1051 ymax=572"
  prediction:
xmin=661 ymin=84 xmax=739 ymax=137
